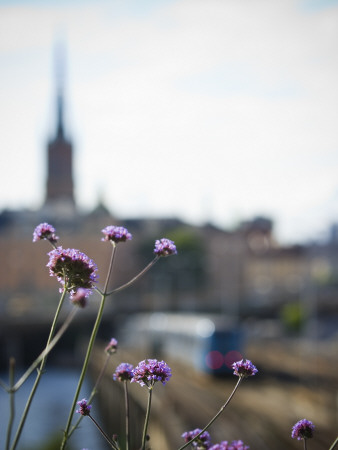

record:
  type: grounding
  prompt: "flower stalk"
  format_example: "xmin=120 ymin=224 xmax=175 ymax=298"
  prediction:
xmin=124 ymin=380 xmax=130 ymax=450
xmin=141 ymin=387 xmax=153 ymax=450
xmin=12 ymin=307 xmax=78 ymax=392
xmin=5 ymin=358 xmax=15 ymax=450
xmin=68 ymin=349 xmax=113 ymax=438
xmin=107 ymin=256 xmax=159 ymax=295
xmin=61 ymin=242 xmax=117 ymax=449
xmin=329 ymin=437 xmax=338 ymax=450
xmin=10 ymin=285 xmax=68 ymax=450
xmin=178 ymin=376 xmax=243 ymax=450
xmin=88 ymin=414 xmax=119 ymax=450
xmin=61 ymin=291 xmax=107 ymax=449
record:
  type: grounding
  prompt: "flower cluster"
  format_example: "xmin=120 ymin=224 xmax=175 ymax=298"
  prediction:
xmin=182 ymin=429 xmax=212 ymax=449
xmin=70 ymin=288 xmax=91 ymax=308
xmin=113 ymin=363 xmax=134 ymax=382
xmin=76 ymin=399 xmax=91 ymax=416
xmin=131 ymin=359 xmax=172 ymax=387
xmin=182 ymin=430 xmax=249 ymax=450
xmin=291 ymin=419 xmax=315 ymax=441
xmin=232 ymin=359 xmax=258 ymax=378
xmin=47 ymin=247 xmax=98 ymax=293
xmin=153 ymin=238 xmax=177 ymax=257
xmin=33 ymin=223 xmax=59 ymax=244
xmin=105 ymin=338 xmax=118 ymax=355
xmin=101 ymin=225 xmax=132 ymax=243
xmin=209 ymin=441 xmax=249 ymax=450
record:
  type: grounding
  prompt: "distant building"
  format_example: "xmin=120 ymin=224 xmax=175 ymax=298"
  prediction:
xmin=43 ymin=58 xmax=76 ymax=220
xmin=0 ymin=52 xmax=337 ymax=328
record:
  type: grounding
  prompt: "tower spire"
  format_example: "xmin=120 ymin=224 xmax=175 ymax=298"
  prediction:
xmin=44 ymin=41 xmax=76 ymax=215
xmin=55 ymin=41 xmax=65 ymax=139
xmin=56 ymin=89 xmax=64 ymax=139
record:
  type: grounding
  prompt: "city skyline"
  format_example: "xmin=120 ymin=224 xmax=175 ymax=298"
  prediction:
xmin=0 ymin=0 xmax=338 ymax=244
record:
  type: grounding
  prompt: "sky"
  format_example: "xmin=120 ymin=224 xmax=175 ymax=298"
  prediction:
xmin=0 ymin=0 xmax=338 ymax=244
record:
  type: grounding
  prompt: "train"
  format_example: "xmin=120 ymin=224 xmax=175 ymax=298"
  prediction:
xmin=118 ymin=312 xmax=245 ymax=375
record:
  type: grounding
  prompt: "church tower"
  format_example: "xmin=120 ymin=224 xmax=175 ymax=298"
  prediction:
xmin=44 ymin=47 xmax=76 ymax=217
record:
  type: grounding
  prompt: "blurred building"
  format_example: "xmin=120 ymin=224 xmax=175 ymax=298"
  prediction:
xmin=0 ymin=66 xmax=338 ymax=334
xmin=43 ymin=77 xmax=75 ymax=219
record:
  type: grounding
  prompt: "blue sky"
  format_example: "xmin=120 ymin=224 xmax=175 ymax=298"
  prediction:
xmin=0 ymin=0 xmax=338 ymax=244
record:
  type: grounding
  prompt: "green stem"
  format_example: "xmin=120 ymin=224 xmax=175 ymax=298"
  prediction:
xmin=61 ymin=244 xmax=116 ymax=449
xmin=124 ymin=381 xmax=130 ymax=450
xmin=141 ymin=387 xmax=153 ymax=450
xmin=5 ymin=358 xmax=15 ymax=450
xmin=10 ymin=287 xmax=68 ymax=450
xmin=108 ymin=256 xmax=159 ymax=295
xmin=68 ymin=351 xmax=111 ymax=438
xmin=329 ymin=437 xmax=338 ymax=450
xmin=103 ymin=241 xmax=117 ymax=293
xmin=303 ymin=438 xmax=307 ymax=450
xmin=178 ymin=376 xmax=243 ymax=450
xmin=88 ymin=414 xmax=119 ymax=449
xmin=0 ymin=378 xmax=9 ymax=392
xmin=13 ymin=307 xmax=78 ymax=392
xmin=60 ymin=293 xmax=107 ymax=449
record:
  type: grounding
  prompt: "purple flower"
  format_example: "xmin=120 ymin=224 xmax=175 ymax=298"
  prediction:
xmin=182 ymin=429 xmax=212 ymax=449
xmin=101 ymin=225 xmax=132 ymax=243
xmin=228 ymin=441 xmax=249 ymax=450
xmin=131 ymin=359 xmax=171 ymax=388
xmin=70 ymin=288 xmax=91 ymax=308
xmin=113 ymin=363 xmax=134 ymax=382
xmin=105 ymin=338 xmax=118 ymax=355
xmin=291 ymin=419 xmax=315 ymax=440
xmin=47 ymin=247 xmax=98 ymax=292
xmin=209 ymin=442 xmax=229 ymax=450
xmin=76 ymin=399 xmax=91 ymax=416
xmin=33 ymin=223 xmax=58 ymax=244
xmin=153 ymin=238 xmax=177 ymax=257
xmin=209 ymin=440 xmax=249 ymax=450
xmin=232 ymin=359 xmax=258 ymax=378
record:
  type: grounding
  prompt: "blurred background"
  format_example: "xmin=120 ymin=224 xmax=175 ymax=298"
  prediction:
xmin=0 ymin=0 xmax=337 ymax=448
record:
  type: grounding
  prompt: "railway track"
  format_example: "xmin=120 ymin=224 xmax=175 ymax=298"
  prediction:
xmin=90 ymin=342 xmax=337 ymax=450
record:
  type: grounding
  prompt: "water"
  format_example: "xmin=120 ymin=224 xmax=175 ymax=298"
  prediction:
xmin=0 ymin=367 xmax=108 ymax=450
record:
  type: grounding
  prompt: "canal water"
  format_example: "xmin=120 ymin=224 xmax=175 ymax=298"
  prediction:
xmin=0 ymin=367 xmax=108 ymax=450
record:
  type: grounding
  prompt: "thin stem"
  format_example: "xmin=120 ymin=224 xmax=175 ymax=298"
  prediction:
xmin=91 ymin=352 xmax=111 ymax=395
xmin=103 ymin=242 xmax=117 ymax=294
xmin=88 ymin=414 xmax=119 ymax=449
xmin=303 ymin=438 xmax=308 ymax=450
xmin=61 ymin=245 xmax=116 ymax=448
xmin=108 ymin=256 xmax=159 ymax=295
xmin=124 ymin=381 xmax=130 ymax=450
xmin=178 ymin=376 xmax=243 ymax=450
xmin=13 ymin=307 xmax=78 ymax=392
xmin=10 ymin=287 xmax=68 ymax=450
xmin=60 ymin=293 xmax=107 ymax=449
xmin=329 ymin=437 xmax=338 ymax=450
xmin=5 ymin=358 xmax=15 ymax=450
xmin=0 ymin=378 xmax=9 ymax=392
xmin=68 ymin=351 xmax=111 ymax=438
xmin=141 ymin=387 xmax=153 ymax=450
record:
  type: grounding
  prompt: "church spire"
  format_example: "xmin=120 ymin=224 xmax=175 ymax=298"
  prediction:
xmin=44 ymin=41 xmax=76 ymax=214
xmin=55 ymin=41 xmax=66 ymax=140
xmin=56 ymin=89 xmax=64 ymax=139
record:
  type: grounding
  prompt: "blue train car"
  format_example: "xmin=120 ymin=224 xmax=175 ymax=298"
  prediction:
xmin=120 ymin=313 xmax=244 ymax=375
